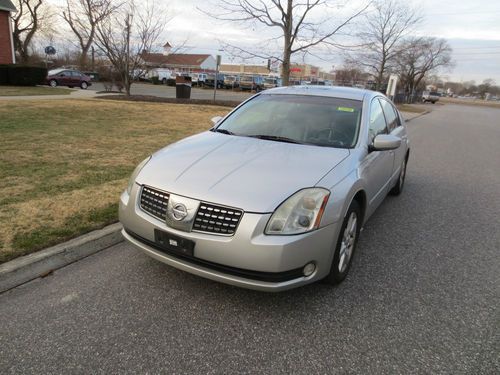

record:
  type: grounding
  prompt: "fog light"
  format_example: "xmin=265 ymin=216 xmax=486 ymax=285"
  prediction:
xmin=303 ymin=262 xmax=316 ymax=276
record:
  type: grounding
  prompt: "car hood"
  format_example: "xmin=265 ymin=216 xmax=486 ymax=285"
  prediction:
xmin=137 ymin=131 xmax=349 ymax=213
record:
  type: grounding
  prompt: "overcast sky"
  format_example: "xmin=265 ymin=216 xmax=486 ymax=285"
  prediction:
xmin=50 ymin=0 xmax=500 ymax=83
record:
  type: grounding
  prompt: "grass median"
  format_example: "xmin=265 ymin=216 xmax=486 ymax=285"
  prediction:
xmin=0 ymin=86 xmax=73 ymax=96
xmin=0 ymin=99 xmax=230 ymax=264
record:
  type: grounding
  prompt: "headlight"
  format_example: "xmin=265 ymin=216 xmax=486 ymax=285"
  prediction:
xmin=126 ymin=156 xmax=151 ymax=195
xmin=265 ymin=188 xmax=330 ymax=235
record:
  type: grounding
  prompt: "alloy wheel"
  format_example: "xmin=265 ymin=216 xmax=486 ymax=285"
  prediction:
xmin=338 ymin=212 xmax=357 ymax=273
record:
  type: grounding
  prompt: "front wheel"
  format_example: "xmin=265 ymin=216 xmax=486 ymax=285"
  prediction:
xmin=49 ymin=79 xmax=57 ymax=87
xmin=80 ymin=81 xmax=88 ymax=89
xmin=323 ymin=200 xmax=361 ymax=285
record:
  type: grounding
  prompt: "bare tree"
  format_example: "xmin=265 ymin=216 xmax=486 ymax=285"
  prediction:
xmin=62 ymin=0 xmax=120 ymax=69
xmin=202 ymin=0 xmax=369 ymax=86
xmin=348 ymin=0 xmax=421 ymax=91
xmin=394 ymin=37 xmax=453 ymax=103
xmin=94 ymin=1 xmax=168 ymax=96
xmin=11 ymin=0 xmax=46 ymax=63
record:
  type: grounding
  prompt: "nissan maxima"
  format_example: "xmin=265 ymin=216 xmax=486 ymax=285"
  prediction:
xmin=119 ymin=86 xmax=410 ymax=291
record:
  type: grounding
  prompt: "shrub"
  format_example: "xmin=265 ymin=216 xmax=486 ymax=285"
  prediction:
xmin=166 ymin=78 xmax=176 ymax=86
xmin=0 ymin=65 xmax=48 ymax=86
xmin=151 ymin=76 xmax=160 ymax=85
xmin=0 ymin=65 xmax=8 ymax=84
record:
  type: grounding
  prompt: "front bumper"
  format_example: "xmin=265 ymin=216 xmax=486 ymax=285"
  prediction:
xmin=119 ymin=184 xmax=341 ymax=291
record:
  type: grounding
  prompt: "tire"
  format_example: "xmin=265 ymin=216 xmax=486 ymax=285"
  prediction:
xmin=49 ymin=79 xmax=57 ymax=88
xmin=390 ymin=156 xmax=407 ymax=196
xmin=323 ymin=200 xmax=362 ymax=285
xmin=162 ymin=78 xmax=167 ymax=84
xmin=80 ymin=81 xmax=88 ymax=90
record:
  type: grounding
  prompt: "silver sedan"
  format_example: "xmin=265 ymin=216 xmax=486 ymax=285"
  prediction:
xmin=119 ymin=86 xmax=410 ymax=291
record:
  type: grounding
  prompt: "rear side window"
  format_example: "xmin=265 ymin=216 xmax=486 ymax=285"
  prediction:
xmin=369 ymin=99 xmax=388 ymax=142
xmin=379 ymin=98 xmax=400 ymax=131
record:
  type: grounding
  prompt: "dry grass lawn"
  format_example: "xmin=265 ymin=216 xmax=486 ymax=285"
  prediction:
xmin=440 ymin=96 xmax=500 ymax=109
xmin=0 ymin=99 xmax=230 ymax=263
xmin=0 ymin=86 xmax=72 ymax=96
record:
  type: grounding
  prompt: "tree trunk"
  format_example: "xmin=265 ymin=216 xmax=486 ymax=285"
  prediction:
xmin=281 ymin=0 xmax=293 ymax=86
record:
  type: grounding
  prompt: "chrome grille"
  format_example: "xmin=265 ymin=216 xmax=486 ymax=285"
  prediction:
xmin=140 ymin=186 xmax=169 ymax=221
xmin=193 ymin=203 xmax=243 ymax=235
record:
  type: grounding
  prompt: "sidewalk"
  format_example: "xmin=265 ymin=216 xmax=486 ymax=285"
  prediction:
xmin=0 ymin=88 xmax=101 ymax=101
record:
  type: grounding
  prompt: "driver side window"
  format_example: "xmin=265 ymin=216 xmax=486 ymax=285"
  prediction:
xmin=369 ymin=99 xmax=388 ymax=143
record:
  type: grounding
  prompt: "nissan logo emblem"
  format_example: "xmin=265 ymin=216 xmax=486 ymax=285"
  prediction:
xmin=172 ymin=203 xmax=188 ymax=221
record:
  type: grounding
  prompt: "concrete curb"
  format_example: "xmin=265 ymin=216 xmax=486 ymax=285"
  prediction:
xmin=404 ymin=110 xmax=431 ymax=123
xmin=0 ymin=223 xmax=123 ymax=293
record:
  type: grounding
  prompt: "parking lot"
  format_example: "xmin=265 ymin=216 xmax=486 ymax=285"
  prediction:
xmin=0 ymin=104 xmax=498 ymax=373
xmin=89 ymin=82 xmax=254 ymax=102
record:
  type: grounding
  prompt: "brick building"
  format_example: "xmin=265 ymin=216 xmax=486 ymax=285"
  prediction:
xmin=0 ymin=0 xmax=16 ymax=64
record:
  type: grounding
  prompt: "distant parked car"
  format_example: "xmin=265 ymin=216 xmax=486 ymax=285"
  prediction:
xmin=46 ymin=69 xmax=92 ymax=89
xmin=263 ymin=76 xmax=281 ymax=90
xmin=204 ymin=73 xmax=225 ymax=89
xmin=156 ymin=69 xmax=173 ymax=84
xmin=224 ymin=75 xmax=240 ymax=89
xmin=422 ymin=91 xmax=440 ymax=104
xmin=240 ymin=75 xmax=264 ymax=91
xmin=191 ymin=73 xmax=207 ymax=87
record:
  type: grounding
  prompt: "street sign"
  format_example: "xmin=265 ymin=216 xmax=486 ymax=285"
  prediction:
xmin=44 ymin=46 xmax=56 ymax=55
xmin=386 ymin=74 xmax=398 ymax=99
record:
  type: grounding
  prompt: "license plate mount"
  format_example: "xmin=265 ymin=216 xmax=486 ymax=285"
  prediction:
xmin=154 ymin=229 xmax=195 ymax=257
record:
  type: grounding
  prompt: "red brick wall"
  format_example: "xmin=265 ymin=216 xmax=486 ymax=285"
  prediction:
xmin=0 ymin=11 xmax=14 ymax=64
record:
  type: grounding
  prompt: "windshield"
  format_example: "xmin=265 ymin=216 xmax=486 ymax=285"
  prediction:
xmin=216 ymin=94 xmax=362 ymax=148
xmin=241 ymin=76 xmax=253 ymax=82
xmin=264 ymin=78 xmax=275 ymax=84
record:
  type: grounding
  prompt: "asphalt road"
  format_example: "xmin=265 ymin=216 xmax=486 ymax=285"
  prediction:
xmin=1 ymin=104 xmax=499 ymax=374
xmin=90 ymin=82 xmax=254 ymax=102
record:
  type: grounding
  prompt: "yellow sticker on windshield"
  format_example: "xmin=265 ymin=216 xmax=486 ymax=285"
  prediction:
xmin=337 ymin=107 xmax=355 ymax=112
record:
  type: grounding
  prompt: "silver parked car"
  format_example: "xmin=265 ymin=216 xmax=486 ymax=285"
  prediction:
xmin=119 ymin=86 xmax=410 ymax=291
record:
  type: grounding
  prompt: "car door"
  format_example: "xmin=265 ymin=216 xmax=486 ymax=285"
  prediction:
xmin=361 ymin=98 xmax=394 ymax=215
xmin=57 ymin=71 xmax=71 ymax=86
xmin=379 ymin=98 xmax=407 ymax=183
xmin=71 ymin=71 xmax=83 ymax=86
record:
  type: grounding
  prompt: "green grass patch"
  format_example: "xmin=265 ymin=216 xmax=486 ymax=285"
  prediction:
xmin=0 ymin=99 xmax=229 ymax=263
xmin=0 ymin=85 xmax=73 ymax=96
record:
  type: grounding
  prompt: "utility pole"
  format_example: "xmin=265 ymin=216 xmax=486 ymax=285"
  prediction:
xmin=125 ymin=13 xmax=131 ymax=95
xmin=213 ymin=55 xmax=221 ymax=102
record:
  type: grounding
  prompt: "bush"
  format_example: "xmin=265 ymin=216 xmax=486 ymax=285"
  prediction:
xmin=0 ymin=65 xmax=8 ymax=84
xmin=166 ymin=78 xmax=176 ymax=86
xmin=0 ymin=65 xmax=48 ymax=86
xmin=151 ymin=76 xmax=160 ymax=85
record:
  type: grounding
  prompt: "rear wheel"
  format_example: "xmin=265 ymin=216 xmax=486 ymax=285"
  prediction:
xmin=323 ymin=200 xmax=361 ymax=285
xmin=390 ymin=156 xmax=407 ymax=195
xmin=49 ymin=79 xmax=57 ymax=87
xmin=80 ymin=81 xmax=88 ymax=89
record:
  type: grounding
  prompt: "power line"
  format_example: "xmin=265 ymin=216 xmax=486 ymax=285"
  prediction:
xmin=425 ymin=10 xmax=500 ymax=16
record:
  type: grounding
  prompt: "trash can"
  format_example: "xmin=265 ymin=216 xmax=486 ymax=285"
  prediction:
xmin=176 ymin=76 xmax=192 ymax=99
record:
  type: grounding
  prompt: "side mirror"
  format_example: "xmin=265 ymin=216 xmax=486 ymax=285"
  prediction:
xmin=211 ymin=116 xmax=223 ymax=125
xmin=370 ymin=134 xmax=401 ymax=151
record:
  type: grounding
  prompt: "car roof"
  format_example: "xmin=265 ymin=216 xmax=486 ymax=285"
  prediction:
xmin=261 ymin=85 xmax=377 ymax=101
xmin=48 ymin=68 xmax=66 ymax=75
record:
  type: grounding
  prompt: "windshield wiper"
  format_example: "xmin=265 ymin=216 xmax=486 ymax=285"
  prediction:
xmin=246 ymin=134 xmax=305 ymax=144
xmin=212 ymin=128 xmax=235 ymax=135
